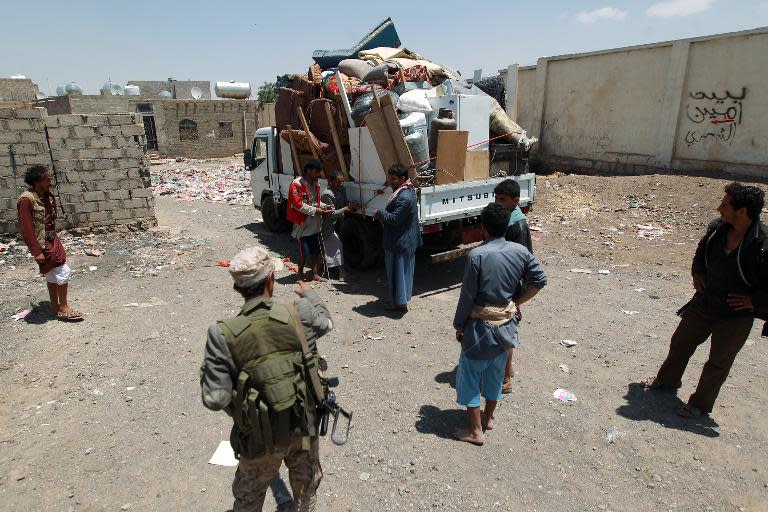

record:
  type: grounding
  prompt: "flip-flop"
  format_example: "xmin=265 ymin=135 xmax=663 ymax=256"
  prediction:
xmin=677 ymin=403 xmax=704 ymax=418
xmin=641 ymin=377 xmax=662 ymax=390
xmin=501 ymin=381 xmax=513 ymax=394
xmin=57 ymin=311 xmax=84 ymax=322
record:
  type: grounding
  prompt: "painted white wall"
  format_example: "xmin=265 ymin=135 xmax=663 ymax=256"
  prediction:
xmin=501 ymin=27 xmax=768 ymax=177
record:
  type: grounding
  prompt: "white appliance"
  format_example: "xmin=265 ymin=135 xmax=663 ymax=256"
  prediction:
xmin=426 ymin=94 xmax=491 ymax=151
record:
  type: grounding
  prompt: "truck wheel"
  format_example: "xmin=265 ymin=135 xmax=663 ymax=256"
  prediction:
xmin=341 ymin=217 xmax=383 ymax=270
xmin=261 ymin=195 xmax=290 ymax=232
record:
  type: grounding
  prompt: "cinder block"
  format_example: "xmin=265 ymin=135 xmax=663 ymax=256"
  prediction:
xmin=100 ymin=180 xmax=120 ymax=191
xmin=111 ymin=210 xmax=133 ymax=220
xmin=83 ymin=191 xmax=106 ymax=202
xmin=5 ymin=119 xmax=38 ymax=131
xmin=0 ymin=108 xmax=16 ymax=119
xmin=45 ymin=126 xmax=71 ymax=139
xmin=15 ymin=108 xmax=45 ymax=120
xmin=25 ymin=155 xmax=52 ymax=166
xmin=72 ymin=126 xmax=97 ymax=138
xmin=64 ymin=138 xmax=87 ymax=150
xmin=52 ymin=115 xmax=85 ymax=127
xmin=19 ymin=131 xmax=46 ymax=143
xmin=57 ymin=182 xmax=84 ymax=194
xmin=123 ymin=198 xmax=148 ymax=209
xmin=88 ymin=137 xmax=114 ymax=149
xmin=102 ymin=148 xmax=124 ymax=158
xmin=97 ymin=126 xmax=122 ymax=136
xmin=14 ymin=143 xmax=46 ymax=155
xmin=107 ymin=115 xmax=133 ymax=126
xmin=85 ymin=115 xmax=108 ymax=126
xmin=107 ymin=190 xmax=130 ymax=200
xmin=0 ymin=132 xmax=22 ymax=144
xmin=121 ymin=124 xmax=145 ymax=137
xmin=78 ymin=149 xmax=103 ymax=159
xmin=112 ymin=136 xmax=135 ymax=148
xmin=123 ymin=146 xmax=144 ymax=158
xmin=51 ymin=148 xmax=77 ymax=160
xmin=126 ymin=169 xmax=140 ymax=179
xmin=91 ymin=159 xmax=113 ymax=171
xmin=117 ymin=157 xmax=140 ymax=169
xmin=130 ymin=188 xmax=152 ymax=198
xmin=88 ymin=211 xmax=112 ymax=222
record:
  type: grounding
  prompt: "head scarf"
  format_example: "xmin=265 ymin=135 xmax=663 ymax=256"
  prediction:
xmin=228 ymin=246 xmax=275 ymax=288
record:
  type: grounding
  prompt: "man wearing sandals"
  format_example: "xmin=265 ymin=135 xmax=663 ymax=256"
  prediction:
xmin=17 ymin=165 xmax=84 ymax=322
xmin=452 ymin=203 xmax=546 ymax=445
xmin=644 ymin=183 xmax=768 ymax=418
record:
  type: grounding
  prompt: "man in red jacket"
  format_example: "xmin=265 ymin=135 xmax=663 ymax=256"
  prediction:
xmin=287 ymin=160 xmax=333 ymax=282
xmin=17 ymin=165 xmax=84 ymax=321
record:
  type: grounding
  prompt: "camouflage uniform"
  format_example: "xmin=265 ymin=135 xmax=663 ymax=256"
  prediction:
xmin=201 ymin=288 xmax=332 ymax=512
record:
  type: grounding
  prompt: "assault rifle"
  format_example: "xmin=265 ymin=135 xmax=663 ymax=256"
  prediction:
xmin=319 ymin=376 xmax=352 ymax=445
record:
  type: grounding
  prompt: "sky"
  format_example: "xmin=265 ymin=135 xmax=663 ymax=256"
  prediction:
xmin=2 ymin=0 xmax=767 ymax=96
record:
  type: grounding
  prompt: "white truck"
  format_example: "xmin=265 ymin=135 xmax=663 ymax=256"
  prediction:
xmin=245 ymin=121 xmax=535 ymax=269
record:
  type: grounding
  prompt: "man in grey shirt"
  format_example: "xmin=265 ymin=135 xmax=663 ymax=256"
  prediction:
xmin=453 ymin=203 xmax=547 ymax=446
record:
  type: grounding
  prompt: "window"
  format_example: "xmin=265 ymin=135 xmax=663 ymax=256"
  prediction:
xmin=252 ymin=137 xmax=268 ymax=167
xmin=179 ymin=119 xmax=198 ymax=141
xmin=216 ymin=121 xmax=234 ymax=139
xmin=136 ymin=103 xmax=153 ymax=113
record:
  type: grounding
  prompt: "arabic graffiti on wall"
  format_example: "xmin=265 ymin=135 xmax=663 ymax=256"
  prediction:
xmin=684 ymin=87 xmax=747 ymax=146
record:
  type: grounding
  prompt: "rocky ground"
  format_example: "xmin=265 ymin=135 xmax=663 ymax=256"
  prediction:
xmin=1 ymin=161 xmax=767 ymax=512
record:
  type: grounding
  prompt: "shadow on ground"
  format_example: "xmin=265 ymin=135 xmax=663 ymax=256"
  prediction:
xmin=415 ymin=405 xmax=465 ymax=440
xmin=23 ymin=301 xmax=57 ymax=325
xmin=434 ymin=366 xmax=457 ymax=389
xmin=616 ymin=382 xmax=720 ymax=438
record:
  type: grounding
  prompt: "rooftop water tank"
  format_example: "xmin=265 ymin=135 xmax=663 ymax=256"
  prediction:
xmin=11 ymin=74 xmax=27 ymax=79
xmin=158 ymin=90 xmax=173 ymax=98
xmin=215 ymin=81 xmax=251 ymax=99
xmin=64 ymin=82 xmax=82 ymax=95
xmin=101 ymin=82 xmax=124 ymax=96
xmin=123 ymin=85 xmax=140 ymax=96
xmin=56 ymin=85 xmax=67 ymax=96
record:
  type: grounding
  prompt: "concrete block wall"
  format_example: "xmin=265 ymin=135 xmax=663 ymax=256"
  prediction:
xmin=0 ymin=78 xmax=39 ymax=102
xmin=0 ymin=108 xmax=156 ymax=234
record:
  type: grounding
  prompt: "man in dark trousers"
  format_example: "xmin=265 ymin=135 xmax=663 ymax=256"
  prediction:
xmin=644 ymin=182 xmax=768 ymax=418
xmin=493 ymin=179 xmax=532 ymax=393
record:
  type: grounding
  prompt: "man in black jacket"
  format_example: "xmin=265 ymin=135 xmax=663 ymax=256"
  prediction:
xmin=644 ymin=182 xmax=768 ymax=417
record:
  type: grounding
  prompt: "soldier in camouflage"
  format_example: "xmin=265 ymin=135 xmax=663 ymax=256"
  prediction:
xmin=201 ymin=246 xmax=333 ymax=512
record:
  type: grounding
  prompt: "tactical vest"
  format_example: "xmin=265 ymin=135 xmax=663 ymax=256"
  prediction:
xmin=218 ymin=298 xmax=318 ymax=459
xmin=18 ymin=190 xmax=47 ymax=248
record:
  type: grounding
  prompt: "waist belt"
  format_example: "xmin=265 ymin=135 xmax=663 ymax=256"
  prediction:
xmin=470 ymin=301 xmax=517 ymax=326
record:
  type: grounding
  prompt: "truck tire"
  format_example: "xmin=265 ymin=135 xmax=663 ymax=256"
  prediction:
xmin=261 ymin=194 xmax=291 ymax=233
xmin=340 ymin=217 xmax=383 ymax=270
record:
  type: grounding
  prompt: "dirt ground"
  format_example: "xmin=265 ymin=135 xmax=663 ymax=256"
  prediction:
xmin=1 ymin=161 xmax=767 ymax=512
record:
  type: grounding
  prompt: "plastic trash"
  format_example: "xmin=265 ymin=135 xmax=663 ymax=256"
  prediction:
xmin=570 ymin=268 xmax=592 ymax=274
xmin=12 ymin=309 xmax=31 ymax=321
xmin=560 ymin=339 xmax=578 ymax=347
xmin=553 ymin=388 xmax=577 ymax=402
xmin=598 ymin=269 xmax=611 ymax=275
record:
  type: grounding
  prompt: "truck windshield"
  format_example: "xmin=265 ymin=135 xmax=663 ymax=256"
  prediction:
xmin=253 ymin=137 xmax=268 ymax=167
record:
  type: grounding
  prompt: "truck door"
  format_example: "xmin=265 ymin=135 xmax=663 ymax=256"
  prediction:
xmin=249 ymin=135 xmax=270 ymax=207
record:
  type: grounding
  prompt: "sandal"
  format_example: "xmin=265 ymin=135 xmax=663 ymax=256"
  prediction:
xmin=677 ymin=403 xmax=704 ymax=418
xmin=501 ymin=380 xmax=513 ymax=395
xmin=641 ymin=377 xmax=662 ymax=390
xmin=57 ymin=310 xmax=84 ymax=322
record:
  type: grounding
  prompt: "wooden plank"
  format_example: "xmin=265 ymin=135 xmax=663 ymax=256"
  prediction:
xmin=296 ymin=107 xmax=319 ymax=159
xmin=435 ymin=131 xmax=468 ymax=185
xmin=464 ymin=150 xmax=489 ymax=181
xmin=365 ymin=93 xmax=414 ymax=178
xmin=324 ymin=101 xmax=349 ymax=179
xmin=285 ymin=125 xmax=302 ymax=175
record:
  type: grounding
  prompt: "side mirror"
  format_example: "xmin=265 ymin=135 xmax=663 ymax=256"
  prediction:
xmin=243 ymin=148 xmax=252 ymax=169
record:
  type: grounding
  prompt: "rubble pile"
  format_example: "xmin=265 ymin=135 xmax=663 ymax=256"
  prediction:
xmin=150 ymin=163 xmax=252 ymax=205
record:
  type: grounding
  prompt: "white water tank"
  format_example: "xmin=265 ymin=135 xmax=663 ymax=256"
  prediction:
xmin=123 ymin=85 xmax=140 ymax=96
xmin=56 ymin=85 xmax=67 ymax=96
xmin=101 ymin=82 xmax=124 ymax=96
xmin=64 ymin=82 xmax=82 ymax=95
xmin=158 ymin=90 xmax=173 ymax=98
xmin=215 ymin=81 xmax=251 ymax=99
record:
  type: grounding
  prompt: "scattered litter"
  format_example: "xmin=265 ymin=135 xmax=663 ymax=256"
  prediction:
xmin=553 ymin=388 xmax=577 ymax=402
xmin=570 ymin=268 xmax=592 ymax=274
xmin=359 ymin=472 xmax=370 ymax=481
xmin=559 ymin=364 xmax=570 ymax=373
xmin=208 ymin=441 xmax=238 ymax=467
xmin=11 ymin=309 xmax=31 ymax=321
xmin=88 ymin=266 xmax=98 ymax=272
xmin=151 ymin=163 xmax=252 ymax=205
xmin=636 ymin=224 xmax=669 ymax=240
xmin=560 ymin=339 xmax=578 ymax=348
xmin=84 ymin=447 xmax=92 ymax=455
xmin=598 ymin=269 xmax=611 ymax=275
xmin=125 ymin=387 xmax=136 ymax=391
xmin=530 ymin=226 xmax=543 ymax=232
xmin=216 ymin=260 xmax=230 ymax=268
xmin=123 ymin=303 xmax=140 ymax=308
xmin=621 ymin=310 xmax=640 ymax=316
xmin=362 ymin=329 xmax=383 ymax=341
xmin=634 ymin=288 xmax=646 ymax=293
xmin=602 ymin=426 xmax=623 ymax=444
xmin=84 ymin=248 xmax=105 ymax=257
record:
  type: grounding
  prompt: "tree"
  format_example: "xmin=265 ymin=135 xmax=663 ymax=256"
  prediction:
xmin=256 ymin=81 xmax=277 ymax=108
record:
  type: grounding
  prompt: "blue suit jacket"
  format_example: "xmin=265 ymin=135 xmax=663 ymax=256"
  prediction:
xmin=377 ymin=188 xmax=422 ymax=254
